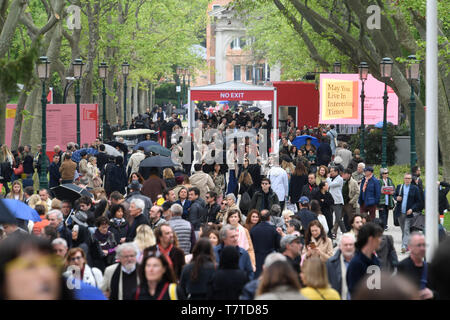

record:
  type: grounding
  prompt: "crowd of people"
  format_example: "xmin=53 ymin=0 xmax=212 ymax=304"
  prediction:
xmin=0 ymin=103 xmax=449 ymax=300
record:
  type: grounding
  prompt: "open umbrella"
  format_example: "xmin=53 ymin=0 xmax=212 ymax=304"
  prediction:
xmin=106 ymin=141 xmax=128 ymax=154
xmin=71 ymin=148 xmax=98 ymax=162
xmin=0 ymin=198 xmax=21 ymax=224
xmin=139 ymin=155 xmax=179 ymax=168
xmin=133 ymin=140 xmax=160 ymax=151
xmin=2 ymin=199 xmax=41 ymax=222
xmin=292 ymin=135 xmax=320 ymax=149
xmin=147 ymin=145 xmax=172 ymax=157
xmin=103 ymin=144 xmax=122 ymax=157
xmin=51 ymin=184 xmax=93 ymax=202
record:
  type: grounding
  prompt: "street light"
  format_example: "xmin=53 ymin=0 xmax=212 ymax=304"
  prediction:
xmin=380 ymin=57 xmax=393 ymax=168
xmin=73 ymin=58 xmax=84 ymax=147
xmin=37 ymin=56 xmax=50 ymax=189
xmin=186 ymin=68 xmax=191 ymax=121
xmin=122 ymin=62 xmax=130 ymax=129
xmin=176 ymin=66 xmax=182 ymax=109
xmin=406 ymin=55 xmax=420 ymax=170
xmin=358 ymin=62 xmax=369 ymax=160
xmin=333 ymin=61 xmax=341 ymax=73
xmin=182 ymin=68 xmax=187 ymax=108
xmin=99 ymin=62 xmax=108 ymax=141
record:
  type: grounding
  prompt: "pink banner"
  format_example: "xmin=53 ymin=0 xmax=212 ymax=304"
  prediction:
xmin=319 ymin=74 xmax=398 ymax=125
xmin=6 ymin=104 xmax=98 ymax=152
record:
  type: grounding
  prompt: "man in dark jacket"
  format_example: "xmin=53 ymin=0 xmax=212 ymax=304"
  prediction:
xmin=125 ymin=198 xmax=150 ymax=242
xmin=346 ymin=222 xmax=382 ymax=297
xmin=295 ymin=196 xmax=318 ymax=233
xmin=96 ymin=144 xmax=109 ymax=176
xmin=204 ymin=191 xmax=220 ymax=224
xmin=326 ymin=233 xmax=356 ymax=300
xmin=316 ymin=136 xmax=332 ymax=166
xmin=214 ymin=224 xmax=254 ymax=281
xmin=249 ymin=178 xmax=279 ymax=212
xmin=301 ymin=173 xmax=318 ymax=200
xmin=394 ymin=173 xmax=423 ymax=253
xmin=250 ymin=210 xmax=281 ymax=278
xmin=188 ymin=187 xmax=207 ymax=232
xmin=49 ymin=154 xmax=61 ymax=189
xmin=22 ymin=145 xmax=35 ymax=177
xmin=398 ymin=232 xmax=436 ymax=300
xmin=125 ymin=180 xmax=152 ymax=217
xmin=358 ymin=166 xmax=381 ymax=221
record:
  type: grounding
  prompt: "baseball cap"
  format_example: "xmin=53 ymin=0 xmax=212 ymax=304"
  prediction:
xmin=299 ymin=196 xmax=310 ymax=204
xmin=280 ymin=234 xmax=301 ymax=251
xmin=364 ymin=166 xmax=374 ymax=172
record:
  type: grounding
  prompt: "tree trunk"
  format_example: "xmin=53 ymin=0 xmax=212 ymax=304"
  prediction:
xmin=133 ymin=84 xmax=138 ymax=117
xmin=0 ymin=0 xmax=26 ymax=57
xmin=20 ymin=87 xmax=39 ymax=146
xmin=139 ymin=85 xmax=146 ymax=114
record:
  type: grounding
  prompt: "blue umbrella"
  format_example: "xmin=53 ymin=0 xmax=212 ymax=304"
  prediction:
xmin=292 ymin=135 xmax=320 ymax=149
xmin=147 ymin=144 xmax=172 ymax=157
xmin=374 ymin=121 xmax=392 ymax=128
xmin=71 ymin=148 xmax=98 ymax=162
xmin=133 ymin=140 xmax=161 ymax=152
xmin=2 ymin=199 xmax=41 ymax=222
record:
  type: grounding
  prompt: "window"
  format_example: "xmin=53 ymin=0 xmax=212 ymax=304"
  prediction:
xmin=234 ymin=65 xmax=241 ymax=81
xmin=230 ymin=37 xmax=247 ymax=50
xmin=246 ymin=66 xmax=253 ymax=81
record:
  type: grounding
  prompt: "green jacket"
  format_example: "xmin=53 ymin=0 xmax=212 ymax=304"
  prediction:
xmin=379 ymin=177 xmax=395 ymax=209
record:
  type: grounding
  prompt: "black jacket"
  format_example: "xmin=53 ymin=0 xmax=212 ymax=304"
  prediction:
xmin=438 ymin=182 xmax=450 ymax=215
xmin=316 ymin=143 xmax=332 ymax=166
xmin=295 ymin=208 xmax=318 ymax=231
xmin=189 ymin=198 xmax=207 ymax=231
xmin=301 ymin=183 xmax=318 ymax=200
xmin=249 ymin=189 xmax=279 ymax=212
xmin=96 ymin=152 xmax=109 ymax=176
xmin=326 ymin=249 xmax=345 ymax=296
xmin=206 ymin=269 xmax=248 ymax=300
xmin=49 ymin=162 xmax=61 ymax=188
xmin=179 ymin=261 xmax=216 ymax=300
xmin=311 ymin=190 xmax=335 ymax=218
xmin=393 ymin=184 xmax=423 ymax=218
xmin=126 ymin=213 xmax=150 ymax=242
xmin=109 ymin=219 xmax=129 ymax=243
xmin=398 ymin=256 xmax=437 ymax=298
xmin=250 ymin=221 xmax=281 ymax=278
xmin=204 ymin=203 xmax=220 ymax=224
xmin=289 ymin=174 xmax=308 ymax=203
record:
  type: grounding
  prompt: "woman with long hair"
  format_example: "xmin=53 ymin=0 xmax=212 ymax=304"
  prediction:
xmin=179 ymin=238 xmax=216 ymax=300
xmin=133 ymin=224 xmax=156 ymax=263
xmin=302 ymin=220 xmax=333 ymax=263
xmin=289 ymin=161 xmax=308 ymax=210
xmin=300 ymin=256 xmax=340 ymax=300
xmin=255 ymin=259 xmax=306 ymax=300
xmin=225 ymin=209 xmax=256 ymax=271
xmin=163 ymin=168 xmax=176 ymax=188
xmin=310 ymin=199 xmax=329 ymax=235
xmin=209 ymin=163 xmax=225 ymax=204
xmin=315 ymin=165 xmax=329 ymax=185
xmin=243 ymin=209 xmax=260 ymax=232
xmin=135 ymin=252 xmax=185 ymax=300
xmin=6 ymin=180 xmax=24 ymax=201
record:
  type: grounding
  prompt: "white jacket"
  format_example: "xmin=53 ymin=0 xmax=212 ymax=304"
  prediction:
xmin=268 ymin=166 xmax=289 ymax=201
xmin=326 ymin=175 xmax=344 ymax=205
xmin=126 ymin=151 xmax=145 ymax=175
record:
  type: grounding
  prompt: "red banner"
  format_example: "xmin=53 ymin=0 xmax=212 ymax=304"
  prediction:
xmin=191 ymin=90 xmax=274 ymax=101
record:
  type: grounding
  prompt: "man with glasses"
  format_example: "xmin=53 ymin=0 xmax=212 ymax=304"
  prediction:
xmin=249 ymin=178 xmax=280 ymax=212
xmin=378 ymin=168 xmax=395 ymax=231
xmin=101 ymin=242 xmax=140 ymax=300
xmin=204 ymin=191 xmax=220 ymax=224
xmin=398 ymin=232 xmax=436 ymax=300
xmin=394 ymin=173 xmax=423 ymax=254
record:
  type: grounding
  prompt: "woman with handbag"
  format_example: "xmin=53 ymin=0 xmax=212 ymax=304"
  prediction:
xmin=378 ymin=168 xmax=395 ymax=231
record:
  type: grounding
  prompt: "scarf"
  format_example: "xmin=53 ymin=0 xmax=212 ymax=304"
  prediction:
xmin=110 ymin=263 xmax=123 ymax=300
xmin=158 ymin=244 xmax=174 ymax=266
xmin=112 ymin=218 xmax=126 ymax=226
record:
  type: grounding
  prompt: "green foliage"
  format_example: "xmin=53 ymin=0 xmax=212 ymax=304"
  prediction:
xmin=0 ymin=40 xmax=40 ymax=95
xmin=155 ymin=83 xmax=178 ymax=101
xmin=349 ymin=124 xmax=397 ymax=166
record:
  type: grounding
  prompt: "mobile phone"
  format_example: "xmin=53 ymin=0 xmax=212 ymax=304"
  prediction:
xmin=309 ymin=243 xmax=316 ymax=249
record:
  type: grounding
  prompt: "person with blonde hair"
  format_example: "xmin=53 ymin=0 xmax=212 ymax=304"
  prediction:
xmin=27 ymin=193 xmax=42 ymax=209
xmin=133 ymin=224 xmax=156 ymax=263
xmin=6 ymin=180 xmax=24 ymax=201
xmin=300 ymin=256 xmax=340 ymax=300
xmin=0 ymin=144 xmax=14 ymax=195
xmin=163 ymin=168 xmax=176 ymax=188
xmin=51 ymin=198 xmax=62 ymax=211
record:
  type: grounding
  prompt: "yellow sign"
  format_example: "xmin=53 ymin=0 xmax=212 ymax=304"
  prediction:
xmin=321 ymin=79 xmax=358 ymax=120
xmin=6 ymin=108 xmax=16 ymax=119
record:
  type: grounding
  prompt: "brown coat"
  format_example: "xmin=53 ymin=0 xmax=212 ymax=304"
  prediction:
xmin=141 ymin=175 xmax=167 ymax=204
xmin=59 ymin=159 xmax=77 ymax=181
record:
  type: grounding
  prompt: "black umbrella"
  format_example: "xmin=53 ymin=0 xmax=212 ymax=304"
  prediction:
xmin=139 ymin=155 xmax=179 ymax=168
xmin=106 ymin=141 xmax=128 ymax=154
xmin=0 ymin=198 xmax=19 ymax=224
xmin=51 ymin=184 xmax=93 ymax=203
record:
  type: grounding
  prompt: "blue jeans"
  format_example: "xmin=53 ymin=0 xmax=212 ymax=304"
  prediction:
xmin=399 ymin=213 xmax=413 ymax=249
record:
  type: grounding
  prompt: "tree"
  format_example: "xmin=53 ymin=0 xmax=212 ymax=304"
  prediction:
xmin=233 ymin=0 xmax=450 ymax=180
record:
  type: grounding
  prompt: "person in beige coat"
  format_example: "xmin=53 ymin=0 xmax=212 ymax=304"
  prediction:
xmin=126 ymin=148 xmax=145 ymax=177
xmin=302 ymin=220 xmax=334 ymax=263
xmin=189 ymin=163 xmax=215 ymax=200
xmin=342 ymin=168 xmax=360 ymax=231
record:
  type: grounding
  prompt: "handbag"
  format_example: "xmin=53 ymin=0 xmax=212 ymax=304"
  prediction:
xmin=13 ymin=164 xmax=23 ymax=175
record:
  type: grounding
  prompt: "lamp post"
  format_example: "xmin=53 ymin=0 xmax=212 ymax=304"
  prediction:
xmin=358 ymin=62 xmax=369 ymax=160
xmin=37 ymin=56 xmax=50 ymax=190
xmin=122 ymin=62 xmax=130 ymax=129
xmin=182 ymin=68 xmax=187 ymax=107
xmin=73 ymin=58 xmax=84 ymax=147
xmin=380 ymin=57 xmax=393 ymax=168
xmin=186 ymin=69 xmax=191 ymax=121
xmin=333 ymin=61 xmax=341 ymax=73
xmin=406 ymin=55 xmax=420 ymax=170
xmin=176 ymin=66 xmax=182 ymax=109
xmin=99 ymin=62 xmax=108 ymax=141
